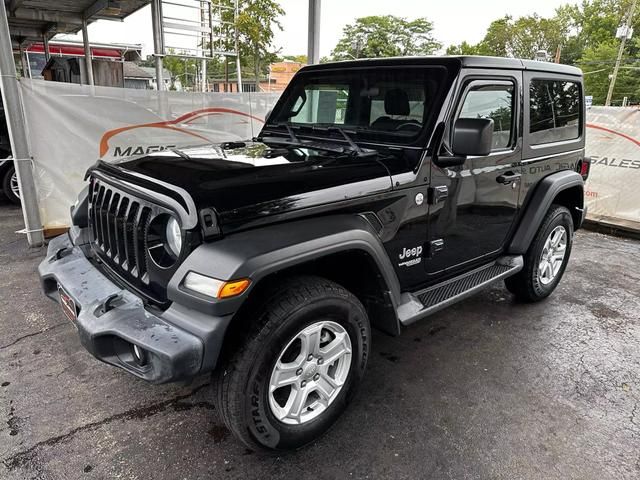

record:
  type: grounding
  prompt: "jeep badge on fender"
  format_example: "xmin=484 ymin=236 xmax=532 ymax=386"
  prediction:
xmin=39 ymin=56 xmax=588 ymax=452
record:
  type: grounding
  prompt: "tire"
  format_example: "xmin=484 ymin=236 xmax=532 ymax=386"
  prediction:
xmin=212 ymin=275 xmax=371 ymax=452
xmin=2 ymin=164 xmax=20 ymax=205
xmin=505 ymin=204 xmax=573 ymax=302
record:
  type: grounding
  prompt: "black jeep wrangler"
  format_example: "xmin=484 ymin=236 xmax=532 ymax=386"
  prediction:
xmin=39 ymin=56 xmax=590 ymax=451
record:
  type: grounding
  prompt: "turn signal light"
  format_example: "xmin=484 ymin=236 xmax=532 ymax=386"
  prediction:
xmin=218 ymin=279 xmax=251 ymax=299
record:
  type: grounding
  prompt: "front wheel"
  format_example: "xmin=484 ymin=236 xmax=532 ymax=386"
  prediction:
xmin=212 ymin=276 xmax=370 ymax=451
xmin=505 ymin=204 xmax=573 ymax=302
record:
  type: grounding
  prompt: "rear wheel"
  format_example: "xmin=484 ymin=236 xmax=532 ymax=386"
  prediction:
xmin=2 ymin=163 xmax=20 ymax=205
xmin=505 ymin=204 xmax=573 ymax=302
xmin=212 ymin=276 xmax=370 ymax=451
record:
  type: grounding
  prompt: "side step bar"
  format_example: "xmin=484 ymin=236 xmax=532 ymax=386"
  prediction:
xmin=397 ymin=255 xmax=523 ymax=326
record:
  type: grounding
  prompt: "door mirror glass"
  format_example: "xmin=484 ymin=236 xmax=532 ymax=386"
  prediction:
xmin=451 ymin=118 xmax=494 ymax=156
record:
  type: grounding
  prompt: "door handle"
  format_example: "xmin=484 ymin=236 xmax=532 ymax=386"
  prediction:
xmin=496 ymin=171 xmax=521 ymax=185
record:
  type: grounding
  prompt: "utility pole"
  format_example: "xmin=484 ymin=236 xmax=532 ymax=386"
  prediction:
xmin=605 ymin=0 xmax=638 ymax=106
xmin=234 ymin=0 xmax=242 ymax=92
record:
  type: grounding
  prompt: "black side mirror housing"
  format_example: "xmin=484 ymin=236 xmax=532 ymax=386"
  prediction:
xmin=432 ymin=118 xmax=494 ymax=168
xmin=451 ymin=118 xmax=494 ymax=156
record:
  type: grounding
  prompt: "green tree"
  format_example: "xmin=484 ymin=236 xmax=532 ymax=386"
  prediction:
xmin=236 ymin=0 xmax=285 ymax=82
xmin=476 ymin=16 xmax=513 ymax=57
xmin=446 ymin=41 xmax=480 ymax=56
xmin=330 ymin=16 xmax=441 ymax=60
xmin=213 ymin=0 xmax=284 ymax=84
xmin=579 ymin=40 xmax=640 ymax=104
xmin=162 ymin=50 xmax=198 ymax=89
xmin=461 ymin=15 xmax=567 ymax=59
xmin=443 ymin=0 xmax=640 ymax=105
xmin=281 ymin=54 xmax=308 ymax=64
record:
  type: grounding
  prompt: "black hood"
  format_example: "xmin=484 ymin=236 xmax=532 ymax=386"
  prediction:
xmin=96 ymin=143 xmax=393 ymax=227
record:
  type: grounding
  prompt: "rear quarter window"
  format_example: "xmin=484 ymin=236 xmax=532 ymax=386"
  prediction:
xmin=529 ymin=79 xmax=581 ymax=145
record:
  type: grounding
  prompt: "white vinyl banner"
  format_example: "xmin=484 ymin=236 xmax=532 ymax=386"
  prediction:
xmin=585 ymin=107 xmax=640 ymax=232
xmin=17 ymin=80 xmax=640 ymax=232
xmin=19 ymin=79 xmax=280 ymax=229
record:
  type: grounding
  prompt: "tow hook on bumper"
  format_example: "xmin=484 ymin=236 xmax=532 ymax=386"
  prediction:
xmin=38 ymin=234 xmax=229 ymax=384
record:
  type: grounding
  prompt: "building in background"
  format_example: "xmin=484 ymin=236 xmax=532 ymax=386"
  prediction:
xmin=123 ymin=63 xmax=177 ymax=90
xmin=123 ymin=62 xmax=153 ymax=89
xmin=267 ymin=61 xmax=304 ymax=92
xmin=22 ymin=40 xmax=143 ymax=88
xmin=210 ymin=60 xmax=304 ymax=93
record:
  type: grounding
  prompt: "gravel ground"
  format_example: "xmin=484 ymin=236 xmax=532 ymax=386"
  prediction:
xmin=1 ymin=197 xmax=639 ymax=480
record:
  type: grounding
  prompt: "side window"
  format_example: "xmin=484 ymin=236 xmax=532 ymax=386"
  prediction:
xmin=458 ymin=82 xmax=515 ymax=151
xmin=529 ymin=79 xmax=581 ymax=145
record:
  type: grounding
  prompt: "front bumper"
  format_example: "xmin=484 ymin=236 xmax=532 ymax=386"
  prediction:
xmin=38 ymin=234 xmax=232 ymax=383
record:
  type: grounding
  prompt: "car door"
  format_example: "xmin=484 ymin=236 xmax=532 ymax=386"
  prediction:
xmin=425 ymin=71 xmax=523 ymax=275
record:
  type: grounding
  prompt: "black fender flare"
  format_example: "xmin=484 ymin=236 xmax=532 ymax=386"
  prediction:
xmin=168 ymin=214 xmax=402 ymax=318
xmin=508 ymin=170 xmax=584 ymax=255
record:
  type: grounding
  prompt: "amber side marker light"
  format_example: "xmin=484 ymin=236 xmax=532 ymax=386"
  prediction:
xmin=183 ymin=272 xmax=251 ymax=299
xmin=218 ymin=279 xmax=251 ymax=299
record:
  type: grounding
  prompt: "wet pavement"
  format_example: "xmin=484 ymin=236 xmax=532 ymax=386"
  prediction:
xmin=1 ymin=198 xmax=639 ymax=479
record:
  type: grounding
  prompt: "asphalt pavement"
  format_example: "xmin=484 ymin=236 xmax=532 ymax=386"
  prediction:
xmin=1 ymin=197 xmax=639 ymax=480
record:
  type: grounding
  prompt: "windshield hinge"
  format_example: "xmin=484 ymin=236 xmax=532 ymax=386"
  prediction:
xmin=199 ymin=208 xmax=221 ymax=240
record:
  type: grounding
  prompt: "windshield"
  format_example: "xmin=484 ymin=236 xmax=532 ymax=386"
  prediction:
xmin=268 ymin=66 xmax=451 ymax=144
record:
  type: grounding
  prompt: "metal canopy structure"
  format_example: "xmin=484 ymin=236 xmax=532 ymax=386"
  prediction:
xmin=1 ymin=0 xmax=152 ymax=246
xmin=5 ymin=0 xmax=150 ymax=47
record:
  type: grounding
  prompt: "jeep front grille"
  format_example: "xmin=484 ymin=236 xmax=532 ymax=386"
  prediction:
xmin=89 ymin=177 xmax=152 ymax=286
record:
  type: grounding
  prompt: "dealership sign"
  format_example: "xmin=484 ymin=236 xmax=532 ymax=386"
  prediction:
xmin=17 ymin=80 xmax=640 ymax=233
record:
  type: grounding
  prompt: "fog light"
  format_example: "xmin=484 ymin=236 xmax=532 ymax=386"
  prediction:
xmin=132 ymin=344 xmax=147 ymax=366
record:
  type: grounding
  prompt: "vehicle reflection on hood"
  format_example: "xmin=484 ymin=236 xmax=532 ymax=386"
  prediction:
xmin=98 ymin=142 xmax=394 ymax=227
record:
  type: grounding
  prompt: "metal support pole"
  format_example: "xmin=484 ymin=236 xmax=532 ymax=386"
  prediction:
xmin=201 ymin=59 xmax=207 ymax=92
xmin=605 ymin=0 xmax=638 ymax=106
xmin=0 ymin=2 xmax=44 ymax=246
xmin=18 ymin=44 xmax=30 ymax=78
xmin=234 ymin=0 xmax=242 ymax=92
xmin=151 ymin=0 xmax=164 ymax=91
xmin=200 ymin=0 xmax=207 ymax=92
xmin=307 ymin=0 xmax=321 ymax=64
xmin=81 ymin=18 xmax=94 ymax=85
xmin=43 ymin=34 xmax=50 ymax=62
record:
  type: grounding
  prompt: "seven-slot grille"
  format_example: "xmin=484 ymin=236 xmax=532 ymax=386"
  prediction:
xmin=89 ymin=176 xmax=152 ymax=285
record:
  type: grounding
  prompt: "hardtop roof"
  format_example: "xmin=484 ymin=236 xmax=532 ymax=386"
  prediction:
xmin=301 ymin=56 xmax=582 ymax=77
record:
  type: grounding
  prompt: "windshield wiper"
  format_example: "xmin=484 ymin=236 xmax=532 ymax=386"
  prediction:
xmin=305 ymin=124 xmax=377 ymax=158
xmin=327 ymin=126 xmax=360 ymax=152
xmin=260 ymin=122 xmax=377 ymax=158
xmin=284 ymin=123 xmax=299 ymax=143
xmin=258 ymin=136 xmax=346 ymax=154
xmin=258 ymin=122 xmax=346 ymax=154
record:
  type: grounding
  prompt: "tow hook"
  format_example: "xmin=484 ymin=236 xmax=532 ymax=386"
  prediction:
xmin=96 ymin=293 xmax=123 ymax=316
xmin=50 ymin=247 xmax=70 ymax=262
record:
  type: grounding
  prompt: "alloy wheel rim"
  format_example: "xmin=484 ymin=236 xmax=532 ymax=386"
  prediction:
xmin=10 ymin=171 xmax=20 ymax=199
xmin=538 ymin=225 xmax=567 ymax=285
xmin=268 ymin=320 xmax=352 ymax=425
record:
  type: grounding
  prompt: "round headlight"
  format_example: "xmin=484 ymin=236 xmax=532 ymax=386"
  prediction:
xmin=165 ymin=216 xmax=182 ymax=257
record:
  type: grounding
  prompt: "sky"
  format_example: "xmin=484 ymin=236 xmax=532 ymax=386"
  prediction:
xmin=58 ymin=0 xmax=580 ymax=59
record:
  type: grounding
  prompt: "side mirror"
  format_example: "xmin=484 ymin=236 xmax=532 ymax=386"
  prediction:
xmin=451 ymin=118 xmax=494 ymax=156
